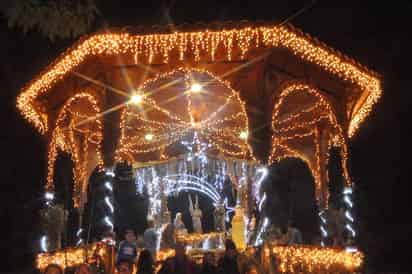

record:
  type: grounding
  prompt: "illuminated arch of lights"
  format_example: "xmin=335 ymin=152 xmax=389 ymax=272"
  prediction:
xmin=162 ymin=174 xmax=222 ymax=203
xmin=269 ymin=82 xmax=351 ymax=208
xmin=46 ymin=92 xmax=103 ymax=208
xmin=116 ymin=67 xmax=254 ymax=163
xmin=146 ymin=173 xmax=223 ymax=218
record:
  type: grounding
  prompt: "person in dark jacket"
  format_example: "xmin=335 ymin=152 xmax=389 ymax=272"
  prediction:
xmin=158 ymin=242 xmax=197 ymax=274
xmin=200 ymin=252 xmax=218 ymax=274
xmin=137 ymin=249 xmax=155 ymax=274
xmin=217 ymin=239 xmax=240 ymax=274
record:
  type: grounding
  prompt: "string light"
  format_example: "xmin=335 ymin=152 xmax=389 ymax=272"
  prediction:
xmin=343 ymin=187 xmax=356 ymax=240
xmin=343 ymin=187 xmax=353 ymax=195
xmin=46 ymin=92 xmax=103 ymax=208
xmin=258 ymin=192 xmax=267 ymax=212
xmin=75 ymin=228 xmax=83 ymax=246
xmin=345 ymin=247 xmax=358 ymax=253
xmin=36 ymin=243 xmax=105 ymax=270
xmin=103 ymin=216 xmax=113 ymax=230
xmin=40 ymin=236 xmax=48 ymax=252
xmin=345 ymin=211 xmax=354 ymax=223
xmin=344 ymin=195 xmax=353 ymax=208
xmin=255 ymin=167 xmax=269 ymax=205
xmin=346 ymin=224 xmax=356 ymax=238
xmin=105 ymin=170 xmax=115 ymax=177
xmin=254 ymin=217 xmax=269 ymax=246
xmin=175 ymin=232 xmax=224 ymax=245
xmin=44 ymin=192 xmax=54 ymax=201
xmin=271 ymin=245 xmax=363 ymax=273
xmin=17 ymin=24 xmax=380 ymax=138
xmin=269 ymin=83 xmax=352 ymax=208
xmin=104 ymin=182 xmax=113 ymax=191
xmin=116 ymin=68 xmax=254 ymax=163
xmin=104 ymin=197 xmax=114 ymax=213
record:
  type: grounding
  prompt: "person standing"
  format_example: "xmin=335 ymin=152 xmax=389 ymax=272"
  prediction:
xmin=143 ymin=218 xmax=158 ymax=260
xmin=117 ymin=229 xmax=137 ymax=265
xmin=200 ymin=252 xmax=218 ymax=274
xmin=158 ymin=242 xmax=197 ymax=274
xmin=286 ymin=222 xmax=303 ymax=245
xmin=218 ymin=239 xmax=240 ymax=274
xmin=137 ymin=249 xmax=155 ymax=274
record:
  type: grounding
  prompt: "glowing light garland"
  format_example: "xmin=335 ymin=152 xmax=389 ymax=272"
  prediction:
xmin=37 ymin=243 xmax=363 ymax=273
xmin=36 ymin=243 xmax=106 ymax=270
xmin=26 ymin=24 xmax=372 ymax=273
xmin=103 ymin=216 xmax=113 ymax=230
xmin=46 ymin=92 xmax=103 ymax=208
xmin=116 ymin=68 xmax=254 ymax=163
xmin=17 ymin=24 xmax=380 ymax=138
xmin=104 ymin=197 xmax=114 ymax=213
xmin=269 ymin=83 xmax=352 ymax=207
xmin=343 ymin=187 xmax=356 ymax=239
xmin=40 ymin=235 xmax=48 ymax=252
xmin=254 ymin=217 xmax=269 ymax=246
xmin=271 ymin=245 xmax=363 ymax=273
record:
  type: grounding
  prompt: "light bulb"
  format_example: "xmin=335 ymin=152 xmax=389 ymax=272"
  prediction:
xmin=45 ymin=192 xmax=54 ymax=201
xmin=145 ymin=133 xmax=154 ymax=141
xmin=190 ymin=83 xmax=202 ymax=93
xmin=130 ymin=93 xmax=143 ymax=104
xmin=239 ymin=130 xmax=248 ymax=140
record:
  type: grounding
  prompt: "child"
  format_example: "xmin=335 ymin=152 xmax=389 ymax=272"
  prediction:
xmin=117 ymin=229 xmax=137 ymax=264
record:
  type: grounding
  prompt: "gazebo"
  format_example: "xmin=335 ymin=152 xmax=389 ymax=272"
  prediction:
xmin=17 ymin=21 xmax=381 ymax=273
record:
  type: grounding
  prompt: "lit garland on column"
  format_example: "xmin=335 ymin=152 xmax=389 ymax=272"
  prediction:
xmin=40 ymin=192 xmax=54 ymax=252
xmin=102 ymin=170 xmax=115 ymax=234
xmin=318 ymin=210 xmax=328 ymax=247
xmin=343 ymin=187 xmax=356 ymax=241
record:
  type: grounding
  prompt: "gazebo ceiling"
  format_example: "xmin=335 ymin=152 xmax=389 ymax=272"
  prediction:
xmin=17 ymin=21 xmax=381 ymax=138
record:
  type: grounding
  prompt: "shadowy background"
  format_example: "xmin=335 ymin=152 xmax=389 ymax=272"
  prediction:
xmin=0 ymin=0 xmax=408 ymax=272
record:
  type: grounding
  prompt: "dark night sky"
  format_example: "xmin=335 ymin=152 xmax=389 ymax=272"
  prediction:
xmin=0 ymin=0 xmax=409 ymax=272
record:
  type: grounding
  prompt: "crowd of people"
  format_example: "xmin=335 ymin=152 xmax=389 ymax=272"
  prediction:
xmin=116 ymin=238 xmax=262 ymax=274
xmin=42 ymin=218 xmax=303 ymax=274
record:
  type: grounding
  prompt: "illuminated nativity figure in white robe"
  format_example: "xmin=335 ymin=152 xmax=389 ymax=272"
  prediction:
xmin=189 ymin=195 xmax=203 ymax=233
xmin=174 ymin=212 xmax=188 ymax=236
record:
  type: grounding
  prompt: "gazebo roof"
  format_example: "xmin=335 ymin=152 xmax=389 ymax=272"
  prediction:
xmin=17 ymin=21 xmax=381 ymax=137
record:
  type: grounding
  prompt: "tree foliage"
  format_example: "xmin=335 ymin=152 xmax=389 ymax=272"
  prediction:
xmin=2 ymin=0 xmax=100 ymax=41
